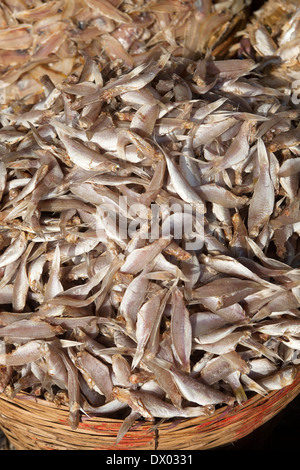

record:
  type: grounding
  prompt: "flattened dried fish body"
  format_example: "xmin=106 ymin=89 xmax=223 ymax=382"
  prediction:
xmin=85 ymin=0 xmax=132 ymax=24
xmin=12 ymin=242 xmax=33 ymax=312
xmin=32 ymin=29 xmax=67 ymax=61
xmin=269 ymin=128 xmax=300 ymax=153
xmin=152 ymin=253 xmax=187 ymax=281
xmin=194 ymin=330 xmax=251 ymax=355
xmin=77 ymin=351 xmax=113 ymax=401
xmin=47 ymin=316 xmax=98 ymax=337
xmin=194 ymin=315 xmax=248 ymax=343
xmin=181 ymin=249 xmax=201 ymax=295
xmin=239 ymin=337 xmax=281 ymax=363
xmin=100 ymin=33 xmax=134 ymax=69
xmin=138 ymin=159 xmax=166 ymax=207
xmin=245 ymin=237 xmax=293 ymax=271
xmin=44 ymin=244 xmax=63 ymax=301
xmin=206 ymin=59 xmax=257 ymax=80
xmin=112 ymin=387 xmax=213 ymax=420
xmin=24 ymin=153 xmax=64 ymax=221
xmin=120 ymin=238 xmax=171 ymax=274
xmin=276 ymin=38 xmax=300 ymax=64
xmin=199 ymin=253 xmax=276 ymax=289
xmin=242 ymin=287 xmax=281 ymax=318
xmin=256 ymin=366 xmax=297 ymax=391
xmin=238 ymin=256 xmax=293 ymax=282
xmin=74 ymin=55 xmax=169 ymax=109
xmin=54 ymin=128 xmax=116 ymax=171
xmin=0 ymin=258 xmax=20 ymax=290
xmin=58 ymin=237 xmax=100 ymax=261
xmin=132 ymin=289 xmax=166 ymax=369
xmin=161 ymin=211 xmax=198 ymax=244
xmin=39 ymin=343 xmax=68 ymax=389
xmin=0 ymin=311 xmax=33 ymax=327
xmin=179 ymin=140 xmax=202 ymax=189
xmin=0 ymin=231 xmax=27 ymax=269
xmin=60 ymin=264 xmax=109 ymax=298
xmin=248 ymin=138 xmax=275 ymax=238
xmin=2 ymin=199 xmax=28 ymax=222
xmin=191 ymin=277 xmax=264 ymax=310
xmin=190 ymin=311 xmax=227 ymax=338
xmin=191 ymin=97 xmax=228 ymax=122
xmin=0 ymin=285 xmax=14 ymax=305
xmin=255 ymin=319 xmax=300 ymax=336
xmin=248 ymin=358 xmax=278 ymax=380
xmin=73 ymin=328 xmax=115 ymax=365
xmin=119 ymin=266 xmax=151 ymax=333
xmin=94 ymin=256 xmax=125 ymax=312
xmin=211 ymin=303 xmax=248 ymax=323
xmin=0 ymin=319 xmax=64 ymax=340
xmin=279 ymin=336 xmax=300 ymax=350
xmin=0 ymin=161 xmax=6 ymax=203
xmin=170 ymin=288 xmax=192 ymax=372
xmin=144 ymin=360 xmax=182 ymax=409
xmin=0 ymin=25 xmax=32 ymax=50
xmin=167 ymin=365 xmax=234 ymax=406
xmin=120 ymin=88 xmax=159 ymax=108
xmin=111 ymin=387 xmax=151 ymax=420
xmin=196 ymin=183 xmax=248 ymax=208
xmin=247 ymin=22 xmax=278 ymax=57
xmin=130 ymin=103 xmax=159 ymax=137
xmin=0 ymin=340 xmax=44 ymax=366
xmin=278 ymin=7 xmax=300 ymax=46
xmin=39 ymin=197 xmax=95 ymax=215
xmin=192 ymin=117 xmax=237 ymax=147
xmin=14 ymin=1 xmax=63 ymax=21
xmin=4 ymin=164 xmax=49 ymax=209
xmin=71 ymin=183 xmax=130 ymax=219
xmin=279 ymin=173 xmax=299 ymax=201
xmin=164 ymin=150 xmax=204 ymax=209
xmin=253 ymin=287 xmax=300 ymax=321
xmin=57 ymin=349 xmax=80 ymax=430
xmin=204 ymin=120 xmax=254 ymax=176
xmin=111 ymin=354 xmax=132 ymax=388
xmin=82 ymin=398 xmax=128 ymax=416
xmin=220 ymin=79 xmax=281 ymax=97
xmin=200 ymin=353 xmax=249 ymax=386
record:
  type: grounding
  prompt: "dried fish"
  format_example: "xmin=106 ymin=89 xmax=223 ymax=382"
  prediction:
xmin=0 ymin=3 xmax=300 ymax=443
xmin=112 ymin=387 xmax=214 ymax=420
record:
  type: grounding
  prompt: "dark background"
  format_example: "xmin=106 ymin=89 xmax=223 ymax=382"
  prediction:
xmin=218 ymin=393 xmax=300 ymax=450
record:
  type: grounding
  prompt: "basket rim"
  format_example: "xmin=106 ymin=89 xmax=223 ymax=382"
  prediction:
xmin=0 ymin=366 xmax=300 ymax=442
xmin=1 ymin=366 xmax=300 ymax=429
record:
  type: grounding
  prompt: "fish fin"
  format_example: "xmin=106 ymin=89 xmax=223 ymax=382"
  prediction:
xmin=116 ymin=411 xmax=141 ymax=445
xmin=131 ymin=349 xmax=144 ymax=371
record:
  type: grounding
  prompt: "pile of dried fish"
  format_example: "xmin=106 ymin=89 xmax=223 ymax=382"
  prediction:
xmin=0 ymin=2 xmax=300 ymax=445
xmin=230 ymin=0 xmax=300 ymax=102
xmin=0 ymin=0 xmax=251 ymax=105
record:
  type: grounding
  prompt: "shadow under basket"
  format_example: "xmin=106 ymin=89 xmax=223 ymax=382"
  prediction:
xmin=0 ymin=371 xmax=300 ymax=451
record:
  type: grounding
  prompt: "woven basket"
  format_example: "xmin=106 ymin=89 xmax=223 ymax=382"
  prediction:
xmin=0 ymin=369 xmax=300 ymax=450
